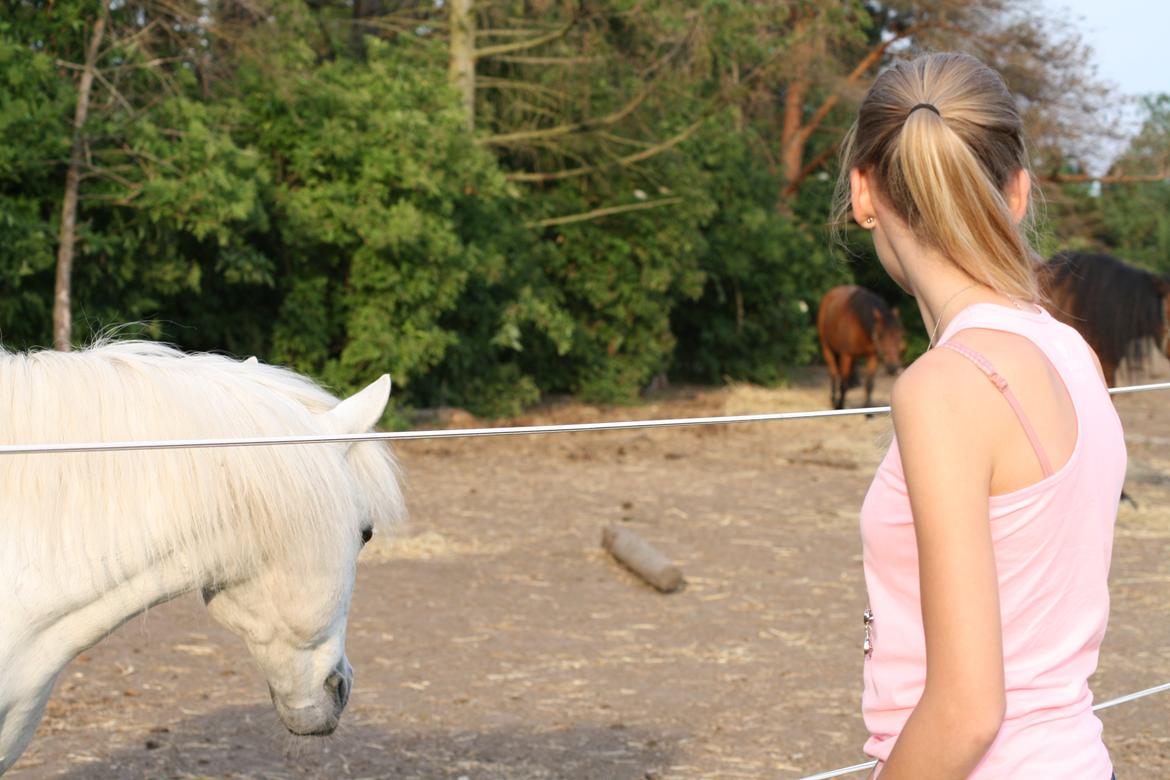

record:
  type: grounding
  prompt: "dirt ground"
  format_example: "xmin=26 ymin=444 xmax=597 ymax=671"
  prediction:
xmin=8 ymin=368 xmax=1170 ymax=780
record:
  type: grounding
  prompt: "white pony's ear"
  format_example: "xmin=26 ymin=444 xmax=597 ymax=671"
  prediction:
xmin=244 ymin=356 xmax=259 ymax=365
xmin=324 ymin=375 xmax=391 ymax=434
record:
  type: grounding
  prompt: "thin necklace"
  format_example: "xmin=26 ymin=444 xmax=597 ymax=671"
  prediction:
xmin=929 ymin=282 xmax=979 ymax=348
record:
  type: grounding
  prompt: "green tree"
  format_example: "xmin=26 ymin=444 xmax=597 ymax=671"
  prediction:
xmin=0 ymin=1 xmax=268 ymax=349
xmin=1098 ymin=96 xmax=1170 ymax=271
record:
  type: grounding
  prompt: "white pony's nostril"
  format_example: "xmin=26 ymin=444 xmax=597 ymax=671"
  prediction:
xmin=325 ymin=670 xmax=350 ymax=709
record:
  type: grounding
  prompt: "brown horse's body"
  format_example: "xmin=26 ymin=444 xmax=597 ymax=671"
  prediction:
xmin=816 ymin=285 xmax=906 ymax=410
xmin=1038 ymin=252 xmax=1170 ymax=387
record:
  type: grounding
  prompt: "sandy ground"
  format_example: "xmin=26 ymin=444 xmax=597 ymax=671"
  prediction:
xmin=7 ymin=368 xmax=1170 ymax=780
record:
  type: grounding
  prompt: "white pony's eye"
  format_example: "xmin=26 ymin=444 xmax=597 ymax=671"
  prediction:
xmin=360 ymin=527 xmax=373 ymax=546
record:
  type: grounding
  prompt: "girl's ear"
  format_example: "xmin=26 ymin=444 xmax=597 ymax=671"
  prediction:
xmin=1005 ymin=168 xmax=1031 ymax=224
xmin=851 ymin=167 xmax=877 ymax=228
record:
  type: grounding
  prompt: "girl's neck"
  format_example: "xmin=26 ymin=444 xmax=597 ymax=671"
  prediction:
xmin=879 ymin=217 xmax=1030 ymax=345
xmin=897 ymin=252 xmax=1020 ymax=347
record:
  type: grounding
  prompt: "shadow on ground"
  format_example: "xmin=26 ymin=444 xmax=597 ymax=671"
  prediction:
xmin=46 ymin=704 xmax=678 ymax=780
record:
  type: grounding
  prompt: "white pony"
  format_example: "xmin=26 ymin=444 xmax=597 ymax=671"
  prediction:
xmin=0 ymin=341 xmax=405 ymax=774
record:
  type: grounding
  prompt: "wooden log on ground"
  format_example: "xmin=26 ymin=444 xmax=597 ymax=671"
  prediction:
xmin=601 ymin=525 xmax=685 ymax=593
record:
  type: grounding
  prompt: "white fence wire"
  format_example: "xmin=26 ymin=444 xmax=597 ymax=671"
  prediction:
xmin=3 ymin=380 xmax=1170 ymax=456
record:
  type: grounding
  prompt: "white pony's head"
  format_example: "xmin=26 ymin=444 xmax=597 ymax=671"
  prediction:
xmin=0 ymin=343 xmax=405 ymax=771
xmin=200 ymin=376 xmax=393 ymax=736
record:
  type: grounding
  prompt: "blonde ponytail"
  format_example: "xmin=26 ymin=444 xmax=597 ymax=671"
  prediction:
xmin=833 ymin=53 xmax=1041 ymax=301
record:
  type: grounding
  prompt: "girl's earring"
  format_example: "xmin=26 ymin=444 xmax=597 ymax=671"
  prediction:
xmin=865 ymin=217 xmax=875 ymax=226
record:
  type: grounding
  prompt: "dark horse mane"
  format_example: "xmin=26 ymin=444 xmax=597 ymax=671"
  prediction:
xmin=848 ymin=286 xmax=898 ymax=335
xmin=1039 ymin=251 xmax=1170 ymax=370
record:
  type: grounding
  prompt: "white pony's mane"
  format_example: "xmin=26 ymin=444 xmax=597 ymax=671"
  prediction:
xmin=0 ymin=340 xmax=404 ymax=586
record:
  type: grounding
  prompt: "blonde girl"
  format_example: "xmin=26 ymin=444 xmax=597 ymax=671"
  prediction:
xmin=836 ymin=52 xmax=1125 ymax=779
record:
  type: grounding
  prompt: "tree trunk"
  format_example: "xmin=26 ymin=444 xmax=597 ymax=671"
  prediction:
xmin=54 ymin=4 xmax=108 ymax=351
xmin=780 ymin=76 xmax=808 ymax=187
xmin=351 ymin=0 xmax=383 ymax=57
xmin=779 ymin=13 xmax=812 ymax=206
xmin=778 ymin=21 xmax=941 ymax=201
xmin=448 ymin=0 xmax=475 ymax=131
xmin=776 ymin=74 xmax=809 ymax=213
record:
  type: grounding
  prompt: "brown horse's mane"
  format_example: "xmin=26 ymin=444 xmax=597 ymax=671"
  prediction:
xmin=848 ymin=286 xmax=899 ymax=336
xmin=1039 ymin=251 xmax=1169 ymax=371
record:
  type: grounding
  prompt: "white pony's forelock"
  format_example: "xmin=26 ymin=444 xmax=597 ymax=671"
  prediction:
xmin=0 ymin=340 xmax=404 ymax=587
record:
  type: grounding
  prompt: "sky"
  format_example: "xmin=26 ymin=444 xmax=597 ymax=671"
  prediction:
xmin=1040 ymin=0 xmax=1169 ymax=169
xmin=1041 ymin=0 xmax=1170 ymax=99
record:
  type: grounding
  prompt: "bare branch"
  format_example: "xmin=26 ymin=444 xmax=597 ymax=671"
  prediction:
xmin=355 ymin=11 xmax=445 ymax=29
xmin=475 ymin=77 xmax=567 ymax=100
xmin=492 ymin=55 xmax=603 ymax=65
xmin=785 ymin=20 xmax=960 ymax=166
xmin=477 ymin=28 xmax=549 ymax=37
xmin=527 ymin=197 xmax=684 ymax=228
xmin=507 ymin=99 xmax=559 ymax=122
xmin=479 ymin=81 xmax=656 ymax=146
xmin=96 ymin=17 xmax=161 ymax=59
xmin=104 ymin=56 xmax=188 ymax=72
xmin=507 ymin=119 xmax=706 ymax=183
xmin=1042 ymin=172 xmax=1170 ymax=184
xmin=79 ymin=164 xmax=142 ymax=192
xmin=474 ymin=16 xmax=576 ymax=59
xmin=91 ymin=68 xmax=135 ymax=113
xmin=80 ymin=187 xmax=144 ymax=207
xmin=596 ymin=132 xmax=657 ymax=149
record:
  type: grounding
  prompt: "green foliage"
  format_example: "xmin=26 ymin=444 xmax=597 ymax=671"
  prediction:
xmin=673 ymin=117 xmax=848 ymax=384
xmin=520 ymin=181 xmax=711 ymax=403
xmin=406 ymin=197 xmax=575 ymax=417
xmin=1097 ymin=95 xmax=1170 ymax=273
xmin=1040 ymin=95 xmax=1170 ymax=276
xmin=0 ymin=35 xmax=72 ymax=344
xmin=234 ymin=37 xmax=522 ymax=406
xmin=1100 ymin=181 xmax=1170 ymax=273
xmin=72 ymin=94 xmax=270 ymax=333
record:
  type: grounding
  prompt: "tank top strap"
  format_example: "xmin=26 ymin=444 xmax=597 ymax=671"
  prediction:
xmin=939 ymin=341 xmax=1055 ymax=478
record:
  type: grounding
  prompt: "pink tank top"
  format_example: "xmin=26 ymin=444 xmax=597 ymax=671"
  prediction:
xmin=860 ymin=303 xmax=1126 ymax=777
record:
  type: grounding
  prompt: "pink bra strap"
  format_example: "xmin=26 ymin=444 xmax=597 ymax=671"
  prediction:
xmin=940 ymin=341 xmax=1055 ymax=477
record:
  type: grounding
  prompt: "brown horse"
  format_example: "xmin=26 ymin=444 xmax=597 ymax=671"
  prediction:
xmin=1038 ymin=251 xmax=1170 ymax=386
xmin=816 ymin=285 xmax=906 ymax=409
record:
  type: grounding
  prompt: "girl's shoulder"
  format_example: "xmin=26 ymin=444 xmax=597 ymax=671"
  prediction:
xmin=893 ymin=330 xmax=1027 ymax=408
xmin=891 ymin=328 xmax=1046 ymax=442
xmin=890 ymin=343 xmax=1000 ymax=442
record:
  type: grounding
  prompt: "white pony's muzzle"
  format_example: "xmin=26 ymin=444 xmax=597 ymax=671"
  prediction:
xmin=270 ymin=658 xmax=352 ymax=736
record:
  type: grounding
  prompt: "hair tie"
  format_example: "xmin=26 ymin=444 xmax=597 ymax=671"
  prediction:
xmin=907 ymin=102 xmax=941 ymax=119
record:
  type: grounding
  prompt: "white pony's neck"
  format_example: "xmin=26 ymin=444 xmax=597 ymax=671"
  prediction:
xmin=0 ymin=554 xmax=202 ymax=773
